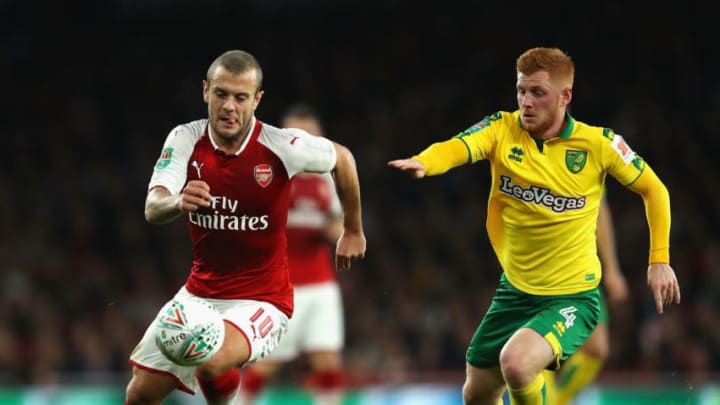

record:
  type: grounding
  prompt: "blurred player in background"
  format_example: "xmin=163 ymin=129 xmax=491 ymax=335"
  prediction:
xmin=543 ymin=195 xmax=629 ymax=405
xmin=239 ymin=104 xmax=347 ymax=405
xmin=389 ymin=47 xmax=680 ymax=405
xmin=125 ymin=51 xmax=366 ymax=405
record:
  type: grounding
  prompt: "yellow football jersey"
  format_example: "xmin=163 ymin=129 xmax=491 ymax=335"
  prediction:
xmin=419 ymin=111 xmax=646 ymax=295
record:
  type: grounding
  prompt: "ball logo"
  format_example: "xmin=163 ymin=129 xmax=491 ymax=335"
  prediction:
xmin=184 ymin=342 xmax=207 ymax=361
xmin=154 ymin=298 xmax=225 ymax=366
xmin=254 ymin=164 xmax=273 ymax=188
xmin=165 ymin=307 xmax=186 ymax=326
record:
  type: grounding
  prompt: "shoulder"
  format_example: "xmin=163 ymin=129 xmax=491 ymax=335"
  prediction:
xmin=258 ymin=122 xmax=333 ymax=151
xmin=258 ymin=121 xmax=299 ymax=141
xmin=168 ymin=119 xmax=208 ymax=141
xmin=456 ymin=111 xmax=513 ymax=137
xmin=571 ymin=119 xmax=639 ymax=162
xmin=570 ymin=118 xmax=611 ymax=141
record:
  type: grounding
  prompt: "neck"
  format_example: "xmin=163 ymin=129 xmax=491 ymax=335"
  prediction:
xmin=532 ymin=111 xmax=567 ymax=140
xmin=210 ymin=119 xmax=254 ymax=155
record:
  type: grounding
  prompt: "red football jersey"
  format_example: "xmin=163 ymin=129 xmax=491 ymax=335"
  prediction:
xmin=148 ymin=118 xmax=337 ymax=316
xmin=286 ymin=173 xmax=341 ymax=286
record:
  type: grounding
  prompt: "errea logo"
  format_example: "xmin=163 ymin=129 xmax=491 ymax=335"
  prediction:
xmin=509 ymin=146 xmax=524 ymax=163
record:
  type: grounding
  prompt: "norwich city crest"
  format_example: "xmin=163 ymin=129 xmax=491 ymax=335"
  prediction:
xmin=565 ymin=150 xmax=587 ymax=174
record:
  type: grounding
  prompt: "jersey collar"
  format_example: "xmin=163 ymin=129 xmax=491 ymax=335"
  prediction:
xmin=207 ymin=116 xmax=257 ymax=156
xmin=558 ymin=112 xmax=575 ymax=140
xmin=517 ymin=111 xmax=575 ymax=140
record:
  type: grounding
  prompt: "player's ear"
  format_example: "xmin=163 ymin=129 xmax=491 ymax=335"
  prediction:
xmin=203 ymin=80 xmax=210 ymax=103
xmin=561 ymin=87 xmax=572 ymax=107
xmin=253 ymin=90 xmax=265 ymax=111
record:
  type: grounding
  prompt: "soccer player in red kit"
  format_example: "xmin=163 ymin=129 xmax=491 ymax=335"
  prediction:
xmin=240 ymin=105 xmax=347 ymax=405
xmin=124 ymin=50 xmax=366 ymax=405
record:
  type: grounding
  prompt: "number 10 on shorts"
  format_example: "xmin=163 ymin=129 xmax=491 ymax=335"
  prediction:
xmin=249 ymin=307 xmax=273 ymax=341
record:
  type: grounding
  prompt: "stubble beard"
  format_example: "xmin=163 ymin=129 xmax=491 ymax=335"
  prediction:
xmin=212 ymin=116 xmax=251 ymax=145
xmin=524 ymin=112 xmax=555 ymax=139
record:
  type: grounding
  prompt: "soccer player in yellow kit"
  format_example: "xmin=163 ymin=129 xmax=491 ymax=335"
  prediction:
xmin=388 ymin=47 xmax=680 ymax=405
xmin=543 ymin=196 xmax=629 ymax=405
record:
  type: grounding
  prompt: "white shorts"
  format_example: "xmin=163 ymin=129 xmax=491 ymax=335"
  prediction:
xmin=129 ymin=287 xmax=289 ymax=394
xmin=265 ymin=281 xmax=344 ymax=362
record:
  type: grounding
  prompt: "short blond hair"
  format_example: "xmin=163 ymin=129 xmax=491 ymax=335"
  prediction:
xmin=206 ymin=50 xmax=264 ymax=92
xmin=516 ymin=47 xmax=574 ymax=88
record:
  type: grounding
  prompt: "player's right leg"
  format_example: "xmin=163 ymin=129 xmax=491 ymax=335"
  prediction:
xmin=125 ymin=366 xmax=177 ymax=405
xmin=194 ymin=320 xmax=249 ymax=405
xmin=463 ymin=364 xmax=506 ymax=405
xmin=200 ymin=296 xmax=289 ymax=405
xmin=464 ymin=275 xmax=533 ymax=405
xmin=238 ymin=285 xmax=303 ymax=405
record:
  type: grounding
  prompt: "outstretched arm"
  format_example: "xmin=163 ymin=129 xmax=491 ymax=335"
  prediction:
xmin=387 ymin=158 xmax=427 ymax=178
xmin=331 ymin=142 xmax=366 ymax=271
xmin=145 ymin=181 xmax=212 ymax=225
xmin=626 ymin=166 xmax=680 ymax=314
xmin=597 ymin=196 xmax=628 ymax=304
xmin=388 ymin=138 xmax=469 ymax=178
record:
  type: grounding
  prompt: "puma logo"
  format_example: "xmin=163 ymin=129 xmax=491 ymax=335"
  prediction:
xmin=290 ymin=136 xmax=299 ymax=145
xmin=191 ymin=160 xmax=204 ymax=178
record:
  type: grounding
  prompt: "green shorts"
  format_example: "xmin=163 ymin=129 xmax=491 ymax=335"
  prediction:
xmin=466 ymin=273 xmax=600 ymax=370
xmin=598 ymin=289 xmax=608 ymax=325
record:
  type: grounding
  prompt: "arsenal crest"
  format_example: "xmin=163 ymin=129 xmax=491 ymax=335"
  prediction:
xmin=565 ymin=150 xmax=587 ymax=174
xmin=254 ymin=164 xmax=273 ymax=187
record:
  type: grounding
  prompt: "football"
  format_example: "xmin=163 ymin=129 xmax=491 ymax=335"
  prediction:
xmin=154 ymin=297 xmax=225 ymax=366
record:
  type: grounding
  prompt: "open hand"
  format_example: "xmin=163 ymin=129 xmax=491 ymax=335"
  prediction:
xmin=388 ymin=159 xmax=426 ymax=179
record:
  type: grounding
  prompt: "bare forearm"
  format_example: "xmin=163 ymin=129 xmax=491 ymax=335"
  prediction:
xmin=332 ymin=143 xmax=363 ymax=233
xmin=145 ymin=187 xmax=182 ymax=225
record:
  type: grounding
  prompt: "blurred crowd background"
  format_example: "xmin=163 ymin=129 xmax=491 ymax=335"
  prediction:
xmin=2 ymin=0 xmax=718 ymax=391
